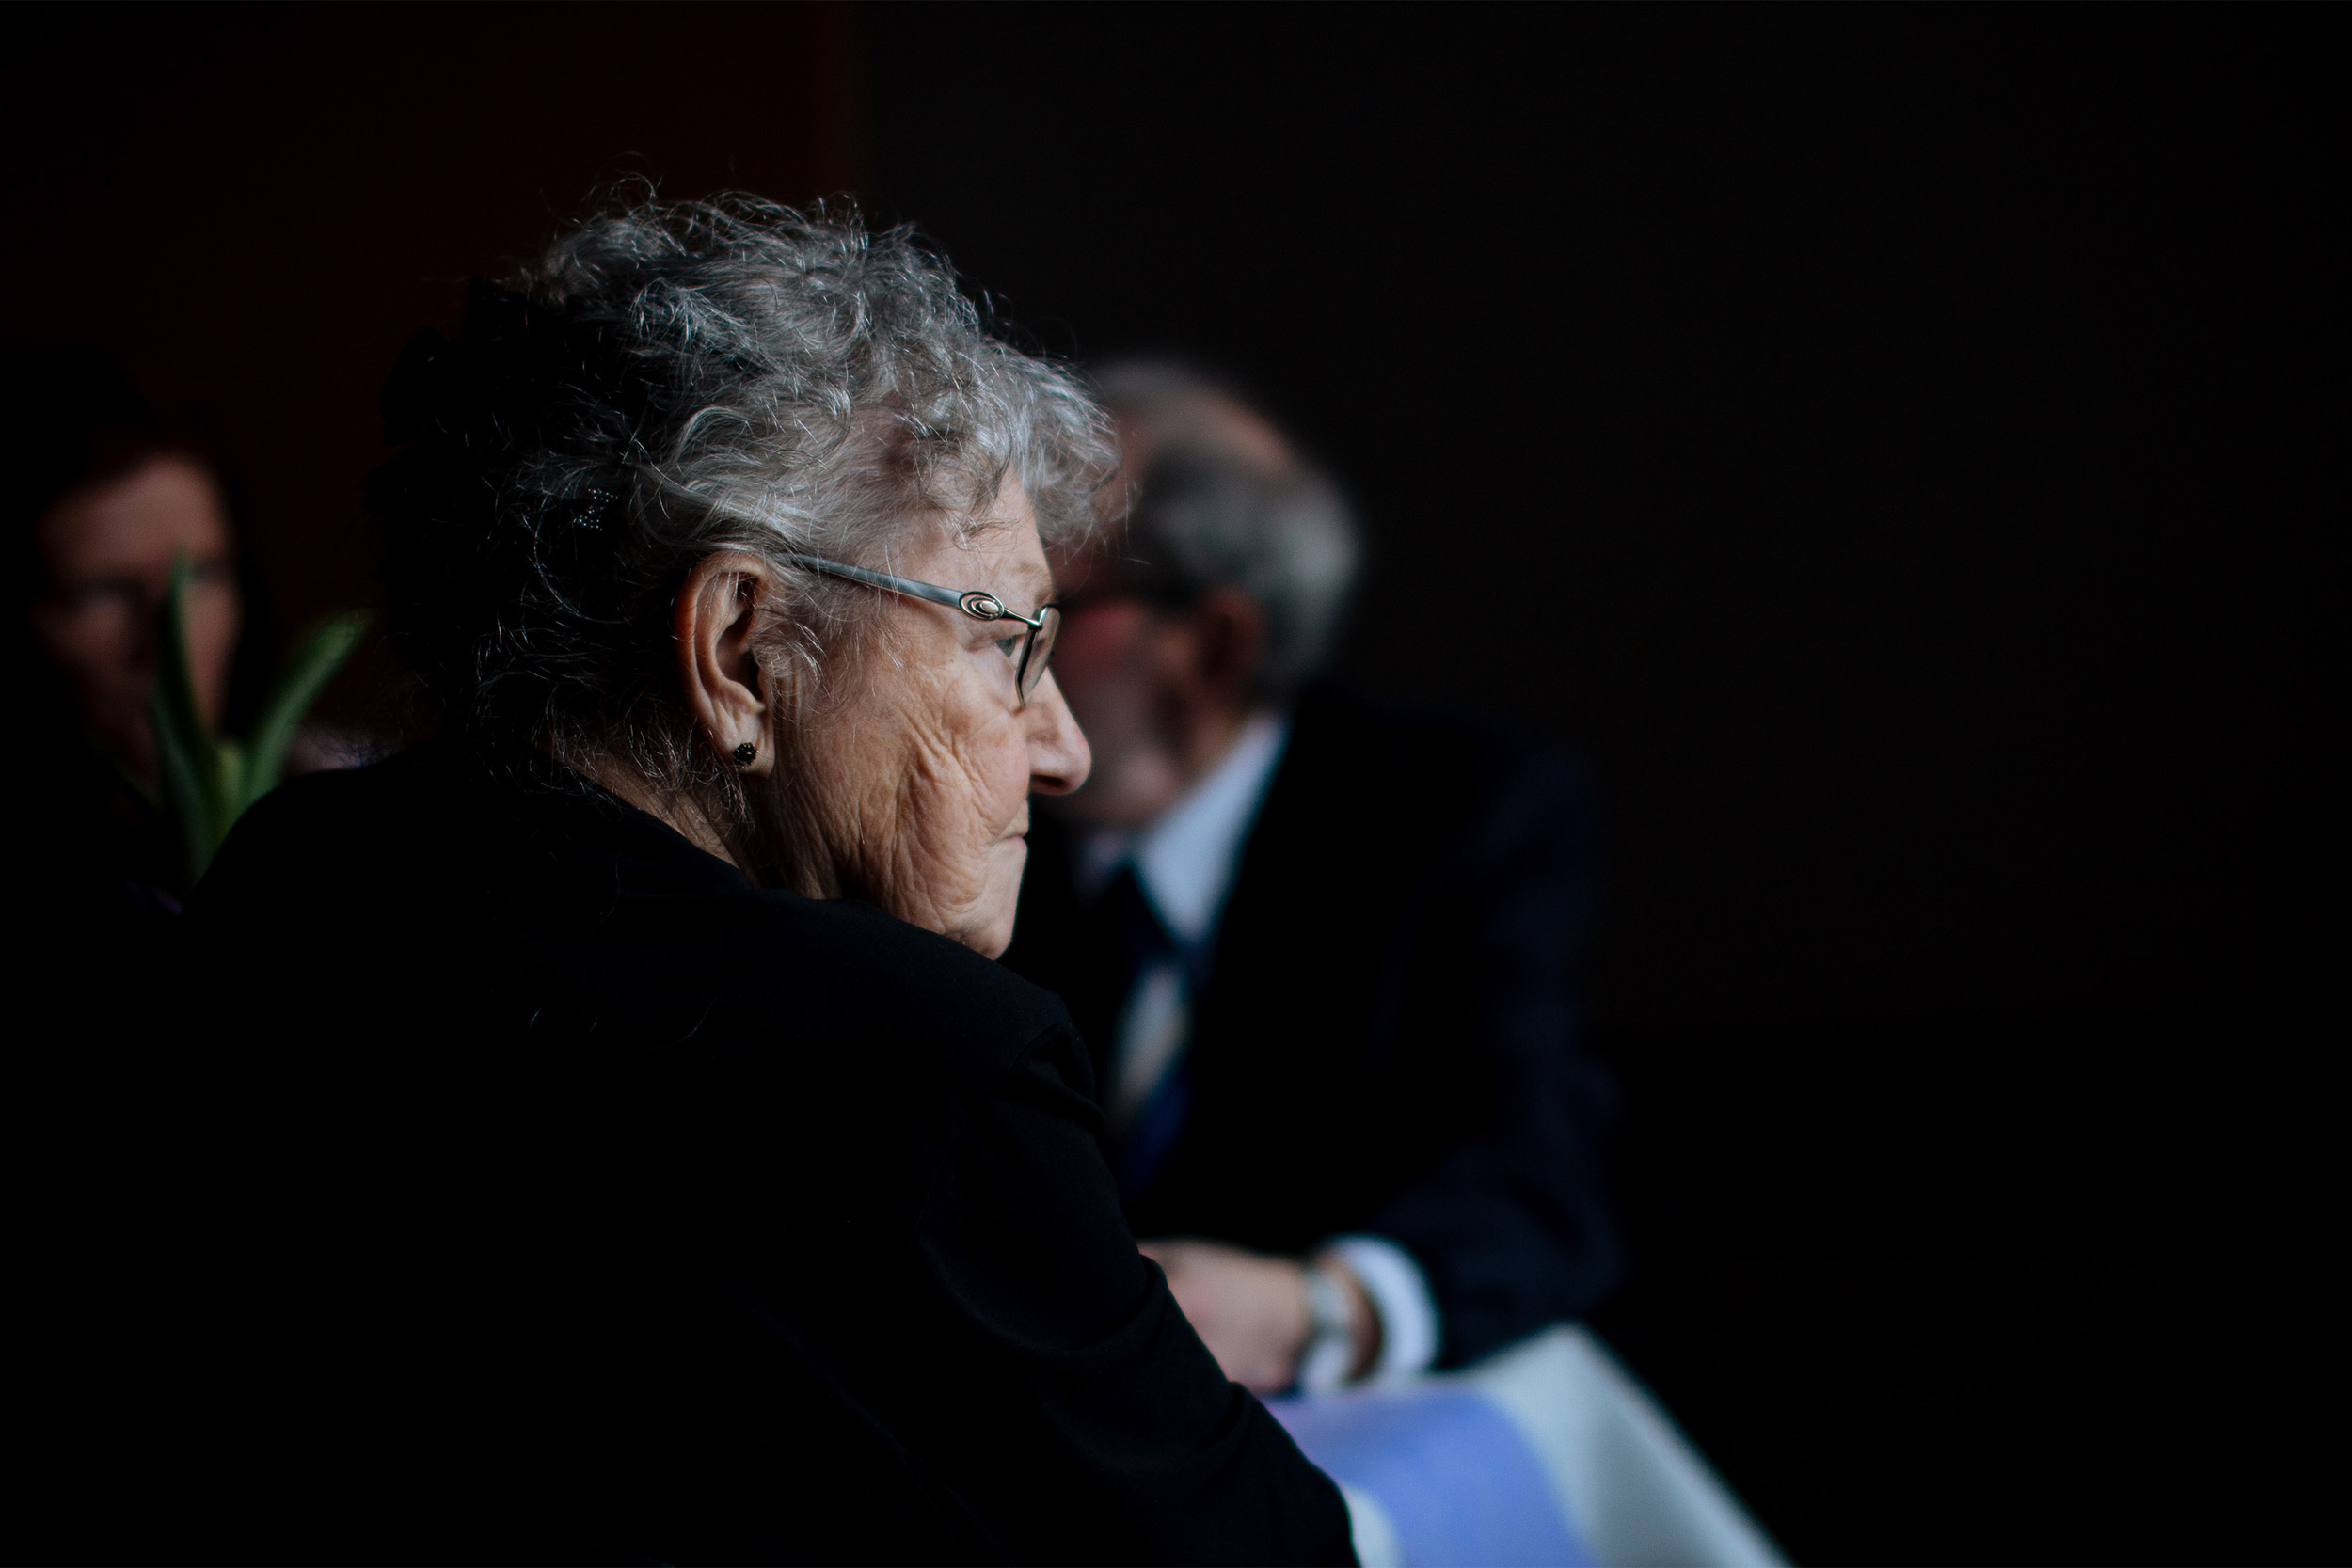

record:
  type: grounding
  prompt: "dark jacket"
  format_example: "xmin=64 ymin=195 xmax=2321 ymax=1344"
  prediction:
xmin=103 ymin=746 xmax=1350 ymax=1564
xmin=1004 ymin=684 xmax=1622 ymax=1367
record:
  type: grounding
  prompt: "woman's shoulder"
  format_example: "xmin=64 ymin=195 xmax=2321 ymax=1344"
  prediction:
xmin=190 ymin=751 xmax=455 ymax=921
xmin=193 ymin=747 xmax=1084 ymax=1087
xmin=730 ymin=892 xmax=1079 ymax=1075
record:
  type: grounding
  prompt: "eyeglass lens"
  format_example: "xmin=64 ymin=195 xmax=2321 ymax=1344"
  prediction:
xmin=1019 ymin=606 xmax=1061 ymax=701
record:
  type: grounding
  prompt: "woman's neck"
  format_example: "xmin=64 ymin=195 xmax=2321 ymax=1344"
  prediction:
xmin=578 ymin=754 xmax=744 ymax=873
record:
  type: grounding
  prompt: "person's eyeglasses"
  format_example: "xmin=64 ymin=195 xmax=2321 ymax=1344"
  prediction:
xmin=782 ymin=552 xmax=1061 ymax=705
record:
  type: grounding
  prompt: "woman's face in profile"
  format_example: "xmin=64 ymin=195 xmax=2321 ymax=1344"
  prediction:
xmin=782 ymin=483 xmax=1089 ymax=958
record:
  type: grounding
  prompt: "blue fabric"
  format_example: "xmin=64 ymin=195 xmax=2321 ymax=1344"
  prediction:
xmin=1270 ymin=1387 xmax=1595 ymax=1568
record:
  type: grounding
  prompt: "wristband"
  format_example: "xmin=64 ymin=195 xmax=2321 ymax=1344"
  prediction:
xmin=1296 ymin=1264 xmax=1356 ymax=1395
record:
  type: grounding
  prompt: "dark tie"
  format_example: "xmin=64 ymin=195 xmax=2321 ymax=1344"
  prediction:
xmin=1095 ymin=865 xmax=1194 ymax=1202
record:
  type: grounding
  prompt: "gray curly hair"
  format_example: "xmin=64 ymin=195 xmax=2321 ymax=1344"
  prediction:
xmin=371 ymin=194 xmax=1114 ymax=791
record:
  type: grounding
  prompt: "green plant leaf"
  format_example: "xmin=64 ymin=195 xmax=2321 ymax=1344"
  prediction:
xmin=148 ymin=554 xmax=226 ymax=883
xmin=241 ymin=610 xmax=370 ymax=808
xmin=217 ymin=736 xmax=248 ymax=821
xmin=144 ymin=558 xmax=370 ymax=887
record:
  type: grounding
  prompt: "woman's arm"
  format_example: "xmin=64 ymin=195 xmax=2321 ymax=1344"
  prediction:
xmin=914 ymin=1022 xmax=1357 ymax=1565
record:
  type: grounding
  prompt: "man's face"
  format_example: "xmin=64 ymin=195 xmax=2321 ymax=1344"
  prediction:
xmin=1042 ymin=546 xmax=1196 ymax=830
xmin=1048 ymin=397 xmax=1286 ymax=832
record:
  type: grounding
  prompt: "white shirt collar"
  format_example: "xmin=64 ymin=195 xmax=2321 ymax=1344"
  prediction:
xmin=1074 ymin=711 xmax=1292 ymax=949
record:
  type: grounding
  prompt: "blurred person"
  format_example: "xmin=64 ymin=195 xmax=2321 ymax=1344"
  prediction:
xmin=154 ymin=202 xmax=1351 ymax=1563
xmin=4 ymin=347 xmax=252 ymax=924
xmin=1003 ymin=362 xmax=1620 ymax=1395
xmin=2 ymin=350 xmax=269 ymax=1558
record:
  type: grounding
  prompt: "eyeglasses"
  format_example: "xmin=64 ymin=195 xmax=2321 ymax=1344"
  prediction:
xmin=782 ymin=552 xmax=1062 ymax=705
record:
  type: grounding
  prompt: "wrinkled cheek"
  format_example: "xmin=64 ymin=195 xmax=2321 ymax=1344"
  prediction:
xmin=916 ymin=796 xmax=1002 ymax=927
xmin=852 ymin=764 xmax=967 ymax=930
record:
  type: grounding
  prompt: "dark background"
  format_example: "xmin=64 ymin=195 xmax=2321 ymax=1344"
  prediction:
xmin=865 ymin=11 xmax=2344 ymax=1563
xmin=8 ymin=6 xmax=2343 ymax=1562
xmin=3 ymin=2 xmax=864 ymax=712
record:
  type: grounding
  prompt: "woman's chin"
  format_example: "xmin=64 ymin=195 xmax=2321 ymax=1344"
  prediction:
xmin=957 ymin=903 xmax=1016 ymax=958
xmin=961 ymin=843 xmax=1029 ymax=958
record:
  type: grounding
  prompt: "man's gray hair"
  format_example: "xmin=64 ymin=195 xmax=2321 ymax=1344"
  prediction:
xmin=372 ymin=195 xmax=1114 ymax=784
xmin=1095 ymin=362 xmax=1360 ymax=699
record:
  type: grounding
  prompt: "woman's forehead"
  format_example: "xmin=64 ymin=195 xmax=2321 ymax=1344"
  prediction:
xmin=942 ymin=488 xmax=1053 ymax=597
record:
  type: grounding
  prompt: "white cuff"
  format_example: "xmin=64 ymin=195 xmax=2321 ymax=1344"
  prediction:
xmin=1322 ymin=1234 xmax=1439 ymax=1384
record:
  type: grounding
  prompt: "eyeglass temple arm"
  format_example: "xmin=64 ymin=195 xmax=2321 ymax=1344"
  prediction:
xmin=780 ymin=551 xmax=1047 ymax=627
xmin=780 ymin=552 xmax=961 ymax=610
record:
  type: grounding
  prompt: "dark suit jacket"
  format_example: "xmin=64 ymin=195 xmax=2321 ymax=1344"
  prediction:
xmin=37 ymin=745 xmax=1350 ymax=1565
xmin=1004 ymin=684 xmax=1621 ymax=1368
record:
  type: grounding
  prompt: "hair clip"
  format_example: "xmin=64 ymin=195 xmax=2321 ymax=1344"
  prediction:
xmin=574 ymin=485 xmax=619 ymax=530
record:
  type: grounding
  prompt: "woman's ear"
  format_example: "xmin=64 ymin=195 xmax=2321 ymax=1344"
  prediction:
xmin=675 ymin=551 xmax=775 ymax=776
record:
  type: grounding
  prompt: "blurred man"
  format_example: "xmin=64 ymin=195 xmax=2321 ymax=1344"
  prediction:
xmin=1004 ymin=362 xmax=1620 ymax=1393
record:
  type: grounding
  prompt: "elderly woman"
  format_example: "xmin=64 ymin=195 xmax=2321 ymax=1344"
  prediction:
xmin=173 ymin=202 xmax=1351 ymax=1564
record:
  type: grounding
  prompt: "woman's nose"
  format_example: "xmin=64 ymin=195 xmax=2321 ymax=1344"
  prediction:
xmin=1025 ymin=672 xmax=1092 ymax=797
